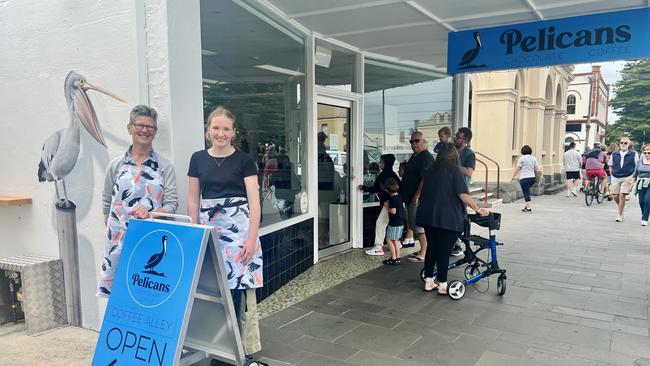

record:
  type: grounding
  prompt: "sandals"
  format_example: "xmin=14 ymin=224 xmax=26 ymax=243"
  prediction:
xmin=406 ymin=254 xmax=425 ymax=263
xmin=437 ymin=282 xmax=448 ymax=296
xmin=522 ymin=207 xmax=532 ymax=212
xmin=424 ymin=278 xmax=438 ymax=291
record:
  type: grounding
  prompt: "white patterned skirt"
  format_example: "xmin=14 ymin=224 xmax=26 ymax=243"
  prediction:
xmin=200 ymin=197 xmax=263 ymax=289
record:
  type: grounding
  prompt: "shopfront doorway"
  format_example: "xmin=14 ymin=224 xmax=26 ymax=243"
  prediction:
xmin=316 ymin=93 xmax=361 ymax=257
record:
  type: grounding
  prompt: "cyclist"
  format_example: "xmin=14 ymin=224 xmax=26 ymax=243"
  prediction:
xmin=582 ymin=143 xmax=608 ymax=196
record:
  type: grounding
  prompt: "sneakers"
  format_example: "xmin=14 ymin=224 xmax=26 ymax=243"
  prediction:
xmin=382 ymin=258 xmax=400 ymax=265
xmin=566 ymin=192 xmax=571 ymax=197
xmin=571 ymin=190 xmax=578 ymax=197
xmin=402 ymin=238 xmax=415 ymax=248
xmin=615 ymin=216 xmax=623 ymax=222
xmin=450 ymin=245 xmax=463 ymax=257
xmin=642 ymin=220 xmax=648 ymax=226
xmin=365 ymin=245 xmax=384 ymax=256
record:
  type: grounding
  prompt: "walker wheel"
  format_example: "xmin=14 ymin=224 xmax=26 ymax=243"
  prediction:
xmin=464 ymin=263 xmax=480 ymax=279
xmin=419 ymin=264 xmax=436 ymax=282
xmin=448 ymin=280 xmax=466 ymax=300
xmin=497 ymin=274 xmax=507 ymax=296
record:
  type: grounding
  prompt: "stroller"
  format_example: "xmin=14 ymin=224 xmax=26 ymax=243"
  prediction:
xmin=419 ymin=212 xmax=507 ymax=300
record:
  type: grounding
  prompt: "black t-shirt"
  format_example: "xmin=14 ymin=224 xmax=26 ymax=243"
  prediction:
xmin=400 ymin=150 xmax=434 ymax=203
xmin=458 ymin=146 xmax=476 ymax=170
xmin=387 ymin=195 xmax=404 ymax=226
xmin=188 ymin=149 xmax=258 ymax=199
xmin=415 ymin=163 xmax=469 ymax=233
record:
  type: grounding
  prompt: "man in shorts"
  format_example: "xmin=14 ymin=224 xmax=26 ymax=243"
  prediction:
xmin=563 ymin=142 xmax=582 ymax=196
xmin=403 ymin=131 xmax=434 ymax=263
xmin=611 ymin=137 xmax=640 ymax=222
xmin=583 ymin=143 xmax=608 ymax=196
xmin=451 ymin=127 xmax=476 ymax=257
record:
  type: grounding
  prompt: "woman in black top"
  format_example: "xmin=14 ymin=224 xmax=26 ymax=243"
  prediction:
xmin=416 ymin=143 xmax=487 ymax=295
xmin=187 ymin=106 xmax=262 ymax=354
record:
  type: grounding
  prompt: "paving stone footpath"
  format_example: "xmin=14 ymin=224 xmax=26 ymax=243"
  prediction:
xmin=1 ymin=193 xmax=648 ymax=365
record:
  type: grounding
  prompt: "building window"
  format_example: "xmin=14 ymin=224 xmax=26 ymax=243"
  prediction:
xmin=200 ymin=0 xmax=307 ymax=227
xmin=363 ymin=60 xmax=452 ymax=201
xmin=566 ymin=95 xmax=576 ymax=114
xmin=566 ymin=123 xmax=582 ymax=132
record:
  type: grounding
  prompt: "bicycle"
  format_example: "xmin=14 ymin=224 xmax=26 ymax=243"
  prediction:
xmin=584 ymin=175 xmax=606 ymax=206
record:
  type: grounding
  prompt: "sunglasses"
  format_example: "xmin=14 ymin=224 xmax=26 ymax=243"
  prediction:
xmin=619 ymin=141 xmax=629 ymax=144
xmin=644 ymin=152 xmax=650 ymax=155
xmin=409 ymin=139 xmax=422 ymax=144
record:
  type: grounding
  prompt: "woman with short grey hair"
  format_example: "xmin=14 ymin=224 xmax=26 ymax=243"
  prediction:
xmin=97 ymin=105 xmax=177 ymax=297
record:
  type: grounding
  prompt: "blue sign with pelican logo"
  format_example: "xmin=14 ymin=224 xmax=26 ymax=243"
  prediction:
xmin=92 ymin=219 xmax=207 ymax=366
xmin=447 ymin=7 xmax=650 ymax=74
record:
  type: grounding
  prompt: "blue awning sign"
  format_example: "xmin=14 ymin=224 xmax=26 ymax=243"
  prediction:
xmin=447 ymin=7 xmax=650 ymax=74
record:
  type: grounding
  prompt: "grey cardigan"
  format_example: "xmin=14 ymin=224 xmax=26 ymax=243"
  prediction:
xmin=102 ymin=151 xmax=178 ymax=222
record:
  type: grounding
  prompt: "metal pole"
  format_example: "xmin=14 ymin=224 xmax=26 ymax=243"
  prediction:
xmin=55 ymin=203 xmax=81 ymax=326
xmin=584 ymin=76 xmax=594 ymax=150
xmin=452 ymin=73 xmax=470 ymax=131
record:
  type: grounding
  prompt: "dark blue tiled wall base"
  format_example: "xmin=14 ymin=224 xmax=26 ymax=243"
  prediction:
xmin=256 ymin=218 xmax=314 ymax=301
xmin=363 ymin=205 xmax=382 ymax=248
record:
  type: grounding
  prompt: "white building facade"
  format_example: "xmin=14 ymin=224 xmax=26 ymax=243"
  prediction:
xmin=565 ymin=65 xmax=610 ymax=152
xmin=0 ymin=1 xmax=642 ymax=331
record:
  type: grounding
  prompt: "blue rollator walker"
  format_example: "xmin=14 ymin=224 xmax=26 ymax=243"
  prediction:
xmin=419 ymin=212 xmax=507 ymax=300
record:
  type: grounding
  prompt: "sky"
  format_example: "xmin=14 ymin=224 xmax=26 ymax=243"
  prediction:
xmin=573 ymin=61 xmax=627 ymax=123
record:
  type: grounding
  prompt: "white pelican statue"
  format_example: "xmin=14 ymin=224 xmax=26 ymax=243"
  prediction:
xmin=37 ymin=71 xmax=126 ymax=208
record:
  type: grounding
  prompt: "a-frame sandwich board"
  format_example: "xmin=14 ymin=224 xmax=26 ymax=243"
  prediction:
xmin=92 ymin=214 xmax=246 ymax=366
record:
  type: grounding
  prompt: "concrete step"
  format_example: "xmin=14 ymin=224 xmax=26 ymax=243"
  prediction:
xmin=476 ymin=198 xmax=503 ymax=208
xmin=471 ymin=192 xmax=495 ymax=204
xmin=543 ymin=183 xmax=565 ymax=195
xmin=469 ymin=186 xmax=484 ymax=194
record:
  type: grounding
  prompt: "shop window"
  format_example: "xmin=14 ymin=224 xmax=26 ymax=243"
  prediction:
xmin=200 ymin=0 xmax=307 ymax=227
xmin=362 ymin=60 xmax=452 ymax=202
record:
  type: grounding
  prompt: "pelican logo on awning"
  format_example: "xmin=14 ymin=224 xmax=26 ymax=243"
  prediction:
xmin=499 ymin=25 xmax=631 ymax=54
xmin=446 ymin=7 xmax=650 ymax=74
xmin=126 ymin=231 xmax=184 ymax=308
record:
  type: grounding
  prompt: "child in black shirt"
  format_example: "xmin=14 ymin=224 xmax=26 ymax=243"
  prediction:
xmin=383 ymin=177 xmax=404 ymax=265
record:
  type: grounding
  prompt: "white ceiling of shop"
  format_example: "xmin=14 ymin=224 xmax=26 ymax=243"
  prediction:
xmin=263 ymin=0 xmax=649 ymax=71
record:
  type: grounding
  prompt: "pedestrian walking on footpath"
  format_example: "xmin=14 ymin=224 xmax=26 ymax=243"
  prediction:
xmin=512 ymin=145 xmax=540 ymax=212
xmin=634 ymin=144 xmax=650 ymax=226
xmin=611 ymin=137 xmax=640 ymax=222
xmin=564 ymin=142 xmax=582 ymax=197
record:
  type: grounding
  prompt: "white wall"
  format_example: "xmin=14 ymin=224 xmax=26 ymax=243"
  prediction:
xmin=0 ymin=0 xmax=205 ymax=330
xmin=0 ymin=1 xmax=146 ymax=329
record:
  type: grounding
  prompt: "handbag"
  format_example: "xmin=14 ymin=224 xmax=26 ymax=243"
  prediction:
xmin=534 ymin=170 xmax=542 ymax=184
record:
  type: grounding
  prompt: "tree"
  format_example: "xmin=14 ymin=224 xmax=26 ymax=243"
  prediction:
xmin=606 ymin=59 xmax=650 ymax=148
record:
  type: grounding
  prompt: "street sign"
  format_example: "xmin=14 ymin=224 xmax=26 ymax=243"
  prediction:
xmin=92 ymin=217 xmax=246 ymax=366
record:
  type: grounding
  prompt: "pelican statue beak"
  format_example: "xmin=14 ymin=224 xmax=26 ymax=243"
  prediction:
xmin=72 ymin=82 xmax=126 ymax=148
